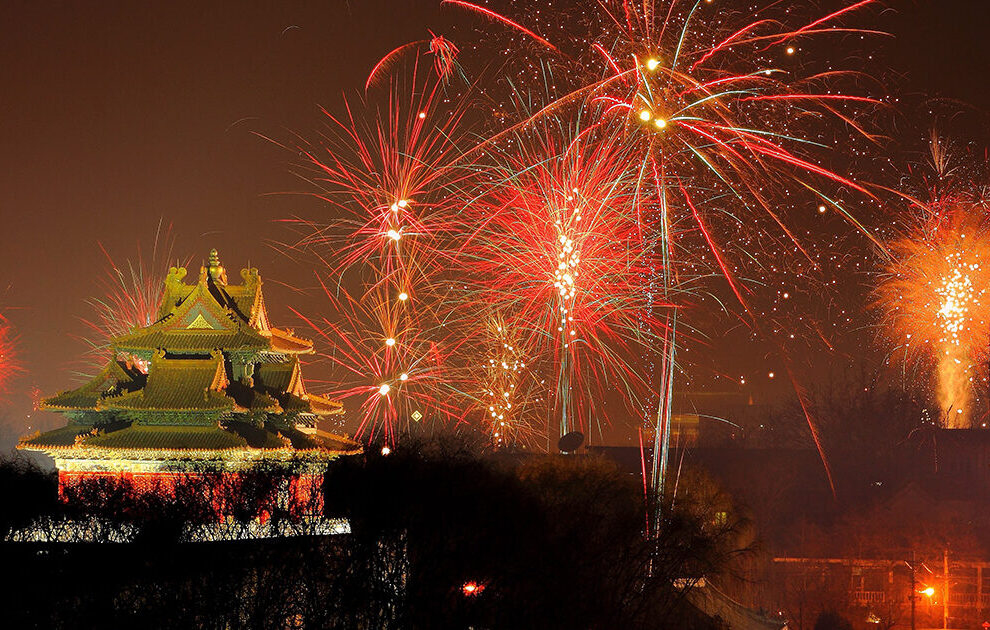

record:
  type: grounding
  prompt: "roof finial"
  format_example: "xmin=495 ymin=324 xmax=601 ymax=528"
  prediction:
xmin=208 ymin=248 xmax=227 ymax=285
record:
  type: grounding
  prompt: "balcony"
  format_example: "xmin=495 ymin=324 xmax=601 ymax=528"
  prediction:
xmin=853 ymin=591 xmax=885 ymax=604
xmin=947 ymin=592 xmax=990 ymax=608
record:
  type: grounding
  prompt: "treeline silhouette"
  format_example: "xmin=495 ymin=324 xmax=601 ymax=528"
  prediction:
xmin=0 ymin=437 xmax=745 ymax=629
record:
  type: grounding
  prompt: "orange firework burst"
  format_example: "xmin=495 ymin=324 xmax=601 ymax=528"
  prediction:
xmin=879 ymin=212 xmax=990 ymax=427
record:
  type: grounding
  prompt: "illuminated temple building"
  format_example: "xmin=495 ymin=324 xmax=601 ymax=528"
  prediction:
xmin=19 ymin=249 xmax=361 ymax=493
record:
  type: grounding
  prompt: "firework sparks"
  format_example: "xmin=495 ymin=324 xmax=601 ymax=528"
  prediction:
xmin=291 ymin=0 xmax=882 ymax=460
xmin=79 ymin=224 xmax=181 ymax=372
xmin=459 ymin=123 xmax=670 ymax=440
xmin=880 ymin=214 xmax=990 ymax=428
xmin=286 ymin=58 xmax=480 ymax=444
xmin=473 ymin=315 xmax=543 ymax=448
xmin=0 ymin=314 xmax=20 ymax=397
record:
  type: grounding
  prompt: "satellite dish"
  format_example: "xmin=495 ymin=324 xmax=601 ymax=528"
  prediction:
xmin=558 ymin=431 xmax=585 ymax=453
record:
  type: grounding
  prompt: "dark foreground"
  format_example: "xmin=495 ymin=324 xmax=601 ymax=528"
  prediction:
xmin=0 ymin=439 xmax=741 ymax=630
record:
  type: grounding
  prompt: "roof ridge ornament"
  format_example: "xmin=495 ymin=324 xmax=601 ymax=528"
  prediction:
xmin=208 ymin=248 xmax=227 ymax=285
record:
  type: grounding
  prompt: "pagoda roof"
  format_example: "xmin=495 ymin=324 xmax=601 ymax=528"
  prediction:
xmin=225 ymin=421 xmax=292 ymax=449
xmin=83 ymin=425 xmax=247 ymax=450
xmin=255 ymin=360 xmax=303 ymax=395
xmin=41 ymin=354 xmax=340 ymax=420
xmin=23 ymin=248 xmax=356 ymax=466
xmin=42 ymin=360 xmax=147 ymax=412
xmin=254 ymin=357 xmax=343 ymax=416
xmin=19 ymin=421 xmax=361 ymax=461
xmin=99 ymin=350 xmax=233 ymax=413
xmin=19 ymin=424 xmax=94 ymax=447
xmin=116 ymin=249 xmax=313 ymax=356
xmin=270 ymin=327 xmax=316 ymax=353
xmin=225 ymin=380 xmax=283 ymax=414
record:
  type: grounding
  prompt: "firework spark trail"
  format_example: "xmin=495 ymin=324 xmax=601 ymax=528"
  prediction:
xmin=0 ymin=314 xmax=20 ymax=397
xmin=429 ymin=32 xmax=460 ymax=81
xmin=458 ymin=122 xmax=672 ymax=440
xmin=292 ymin=0 xmax=882 ymax=459
xmin=441 ymin=0 xmax=558 ymax=51
xmin=291 ymin=282 xmax=470 ymax=444
xmin=287 ymin=57 xmax=485 ymax=443
xmin=79 ymin=223 xmax=181 ymax=373
xmin=470 ymin=314 xmax=545 ymax=448
xmin=365 ymin=42 xmax=425 ymax=91
xmin=879 ymin=214 xmax=990 ymax=428
xmin=365 ymin=33 xmax=461 ymax=90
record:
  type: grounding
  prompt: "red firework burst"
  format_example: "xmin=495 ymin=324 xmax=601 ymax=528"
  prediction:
xmin=0 ymin=314 xmax=20 ymax=397
xmin=458 ymin=124 xmax=671 ymax=437
xmin=78 ymin=224 xmax=181 ymax=370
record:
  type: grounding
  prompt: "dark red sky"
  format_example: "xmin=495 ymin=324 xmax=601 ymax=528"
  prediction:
xmin=0 ymin=0 xmax=988 ymax=446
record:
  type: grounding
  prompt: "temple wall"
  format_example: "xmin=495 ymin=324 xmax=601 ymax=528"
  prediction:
xmin=57 ymin=469 xmax=325 ymax=518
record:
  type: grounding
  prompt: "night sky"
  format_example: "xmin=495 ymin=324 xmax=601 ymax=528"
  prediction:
xmin=1 ymin=0 xmax=989 ymax=447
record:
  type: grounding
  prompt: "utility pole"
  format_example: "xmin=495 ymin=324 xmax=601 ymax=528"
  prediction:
xmin=944 ymin=548 xmax=949 ymax=630
xmin=908 ymin=564 xmax=918 ymax=630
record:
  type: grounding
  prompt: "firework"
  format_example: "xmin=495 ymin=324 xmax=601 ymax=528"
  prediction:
xmin=876 ymin=128 xmax=990 ymax=428
xmin=449 ymin=0 xmax=881 ymax=486
xmin=80 ymin=224 xmax=180 ymax=371
xmin=880 ymin=212 xmax=990 ymax=428
xmin=0 ymin=314 xmax=19 ymax=397
xmin=471 ymin=314 xmax=544 ymax=448
xmin=296 ymin=280 xmax=471 ymax=444
xmin=459 ymin=122 xmax=669 ymax=441
xmin=365 ymin=31 xmax=461 ymax=91
xmin=293 ymin=0 xmax=882 ymax=460
xmin=285 ymin=53 xmax=484 ymax=444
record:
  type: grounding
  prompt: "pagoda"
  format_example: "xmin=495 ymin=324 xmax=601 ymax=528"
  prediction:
xmin=19 ymin=249 xmax=361 ymax=495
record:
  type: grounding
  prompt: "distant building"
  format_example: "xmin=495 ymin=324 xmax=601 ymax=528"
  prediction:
xmin=772 ymin=553 xmax=990 ymax=630
xmin=19 ymin=249 xmax=361 ymax=502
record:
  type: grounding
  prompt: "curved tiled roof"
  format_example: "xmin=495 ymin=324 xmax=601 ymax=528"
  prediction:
xmin=113 ymin=326 xmax=271 ymax=354
xmin=42 ymin=360 xmax=146 ymax=411
xmin=269 ymin=328 xmax=314 ymax=354
xmin=129 ymin=257 xmax=311 ymax=356
xmin=254 ymin=358 xmax=342 ymax=416
xmin=19 ymin=422 xmax=362 ymax=460
xmin=83 ymin=425 xmax=248 ymax=450
xmin=224 ymin=380 xmax=282 ymax=413
xmin=19 ymin=425 xmax=93 ymax=447
xmin=100 ymin=351 xmax=233 ymax=412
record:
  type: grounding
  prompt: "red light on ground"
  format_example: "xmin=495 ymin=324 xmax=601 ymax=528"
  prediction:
xmin=461 ymin=581 xmax=485 ymax=596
